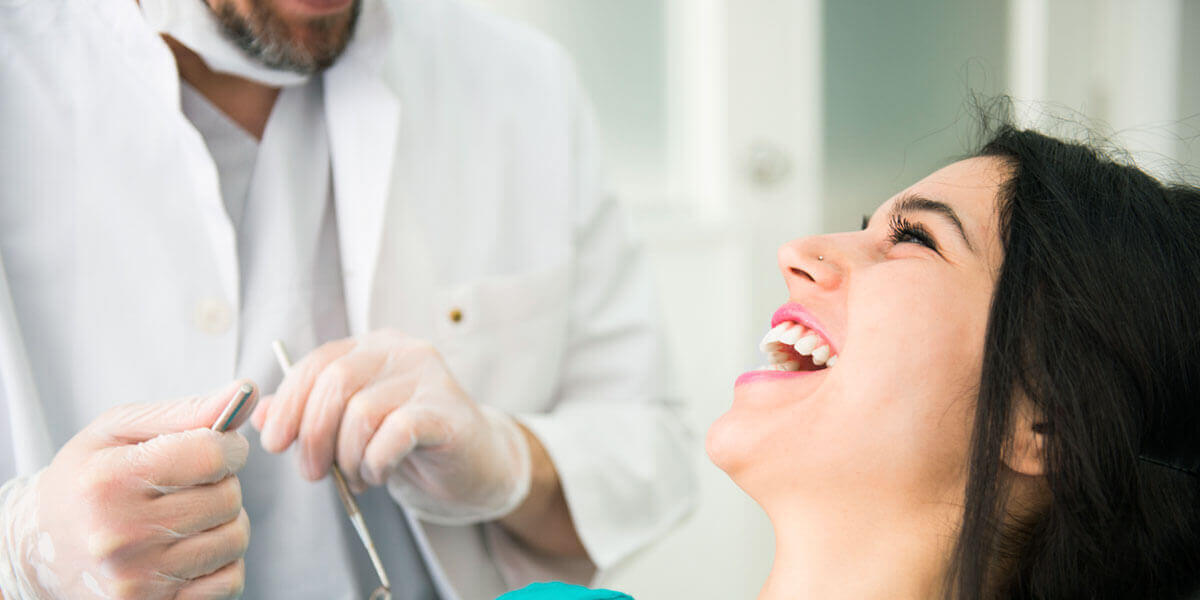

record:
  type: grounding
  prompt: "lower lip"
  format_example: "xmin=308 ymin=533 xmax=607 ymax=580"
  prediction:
xmin=287 ymin=0 xmax=354 ymax=16
xmin=734 ymin=369 xmax=821 ymax=387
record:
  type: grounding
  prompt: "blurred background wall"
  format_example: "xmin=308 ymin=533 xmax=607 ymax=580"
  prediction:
xmin=465 ymin=1 xmax=1198 ymax=597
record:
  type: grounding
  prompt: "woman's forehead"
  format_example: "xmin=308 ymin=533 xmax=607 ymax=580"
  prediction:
xmin=914 ymin=156 xmax=1010 ymax=200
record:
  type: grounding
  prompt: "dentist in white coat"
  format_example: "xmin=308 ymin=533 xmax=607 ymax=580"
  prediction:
xmin=0 ymin=0 xmax=695 ymax=597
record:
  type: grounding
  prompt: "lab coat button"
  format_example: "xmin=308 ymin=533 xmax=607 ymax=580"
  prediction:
xmin=195 ymin=298 xmax=234 ymax=334
xmin=449 ymin=308 xmax=464 ymax=323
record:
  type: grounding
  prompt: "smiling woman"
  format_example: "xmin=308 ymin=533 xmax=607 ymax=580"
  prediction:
xmin=705 ymin=112 xmax=1200 ymax=599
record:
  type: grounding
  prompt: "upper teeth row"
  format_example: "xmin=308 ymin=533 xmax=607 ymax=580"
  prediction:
xmin=759 ymin=321 xmax=839 ymax=369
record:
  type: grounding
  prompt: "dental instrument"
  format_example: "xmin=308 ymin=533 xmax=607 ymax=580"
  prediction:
xmin=212 ymin=383 xmax=255 ymax=432
xmin=271 ymin=340 xmax=392 ymax=599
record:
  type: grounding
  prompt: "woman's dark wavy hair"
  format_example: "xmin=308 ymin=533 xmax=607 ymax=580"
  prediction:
xmin=947 ymin=105 xmax=1200 ymax=599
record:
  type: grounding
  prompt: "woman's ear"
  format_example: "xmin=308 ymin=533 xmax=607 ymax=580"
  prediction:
xmin=1004 ymin=399 xmax=1047 ymax=477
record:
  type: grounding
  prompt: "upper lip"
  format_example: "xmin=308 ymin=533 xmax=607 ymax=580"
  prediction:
xmin=770 ymin=302 xmax=837 ymax=353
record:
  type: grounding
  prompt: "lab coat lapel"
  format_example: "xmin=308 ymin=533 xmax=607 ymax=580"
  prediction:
xmin=324 ymin=3 xmax=400 ymax=335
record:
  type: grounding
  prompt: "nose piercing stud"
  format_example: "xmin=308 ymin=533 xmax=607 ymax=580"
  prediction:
xmin=817 ymin=255 xmax=824 ymax=261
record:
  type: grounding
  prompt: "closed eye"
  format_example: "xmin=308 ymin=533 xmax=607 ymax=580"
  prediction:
xmin=887 ymin=214 xmax=941 ymax=254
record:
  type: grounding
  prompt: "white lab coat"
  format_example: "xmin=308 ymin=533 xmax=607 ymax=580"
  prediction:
xmin=0 ymin=0 xmax=696 ymax=597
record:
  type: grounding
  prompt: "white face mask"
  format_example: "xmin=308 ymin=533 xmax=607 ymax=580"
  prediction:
xmin=140 ymin=0 xmax=312 ymax=88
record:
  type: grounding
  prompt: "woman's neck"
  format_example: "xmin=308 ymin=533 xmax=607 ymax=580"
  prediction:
xmin=759 ymin=499 xmax=957 ymax=600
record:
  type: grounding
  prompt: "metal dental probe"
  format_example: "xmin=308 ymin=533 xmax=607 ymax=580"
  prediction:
xmin=271 ymin=340 xmax=392 ymax=597
xmin=212 ymin=383 xmax=256 ymax=432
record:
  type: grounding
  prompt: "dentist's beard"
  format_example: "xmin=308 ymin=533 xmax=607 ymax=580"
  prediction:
xmin=214 ymin=0 xmax=362 ymax=74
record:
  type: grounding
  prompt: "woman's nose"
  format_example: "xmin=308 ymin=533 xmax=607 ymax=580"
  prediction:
xmin=777 ymin=236 xmax=843 ymax=292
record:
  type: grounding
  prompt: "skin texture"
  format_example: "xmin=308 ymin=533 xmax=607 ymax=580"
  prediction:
xmin=708 ymin=157 xmax=1034 ymax=599
xmin=165 ymin=0 xmax=584 ymax=557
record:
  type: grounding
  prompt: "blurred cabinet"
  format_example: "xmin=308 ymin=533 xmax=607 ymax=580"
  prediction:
xmin=1011 ymin=0 xmax=1192 ymax=179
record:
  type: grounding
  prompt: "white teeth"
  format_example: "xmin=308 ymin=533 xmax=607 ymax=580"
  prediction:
xmin=759 ymin=321 xmax=840 ymax=370
xmin=793 ymin=334 xmax=821 ymax=355
xmin=778 ymin=324 xmax=804 ymax=345
xmin=759 ymin=323 xmax=791 ymax=352
xmin=811 ymin=345 xmax=831 ymax=366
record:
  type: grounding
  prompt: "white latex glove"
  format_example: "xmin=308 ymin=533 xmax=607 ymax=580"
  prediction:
xmin=252 ymin=330 xmax=532 ymax=526
xmin=0 ymin=380 xmax=257 ymax=600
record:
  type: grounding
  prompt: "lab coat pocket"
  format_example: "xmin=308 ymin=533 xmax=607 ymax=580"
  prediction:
xmin=432 ymin=264 xmax=570 ymax=412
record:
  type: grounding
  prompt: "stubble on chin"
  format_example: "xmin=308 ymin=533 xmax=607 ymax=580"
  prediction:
xmin=213 ymin=0 xmax=361 ymax=74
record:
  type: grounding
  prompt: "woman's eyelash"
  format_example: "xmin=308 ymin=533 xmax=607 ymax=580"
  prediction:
xmin=887 ymin=215 xmax=940 ymax=252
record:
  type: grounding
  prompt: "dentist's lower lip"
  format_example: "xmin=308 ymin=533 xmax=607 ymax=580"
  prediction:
xmin=287 ymin=0 xmax=354 ymax=16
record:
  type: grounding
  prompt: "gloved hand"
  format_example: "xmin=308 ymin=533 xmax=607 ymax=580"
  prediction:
xmin=0 ymin=380 xmax=257 ymax=600
xmin=252 ymin=330 xmax=532 ymax=526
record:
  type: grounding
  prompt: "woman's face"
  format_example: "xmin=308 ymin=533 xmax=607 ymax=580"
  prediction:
xmin=708 ymin=157 xmax=1009 ymax=518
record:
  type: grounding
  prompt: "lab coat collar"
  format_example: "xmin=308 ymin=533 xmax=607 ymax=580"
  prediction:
xmin=323 ymin=0 xmax=399 ymax=335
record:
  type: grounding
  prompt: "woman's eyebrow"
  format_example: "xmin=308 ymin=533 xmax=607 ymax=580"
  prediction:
xmin=892 ymin=193 xmax=975 ymax=252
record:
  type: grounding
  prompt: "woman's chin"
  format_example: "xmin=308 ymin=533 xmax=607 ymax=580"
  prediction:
xmin=705 ymin=410 xmax=754 ymax=478
xmin=705 ymin=413 xmax=732 ymax=466
xmin=706 ymin=415 xmax=786 ymax=510
xmin=708 ymin=381 xmax=802 ymax=478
